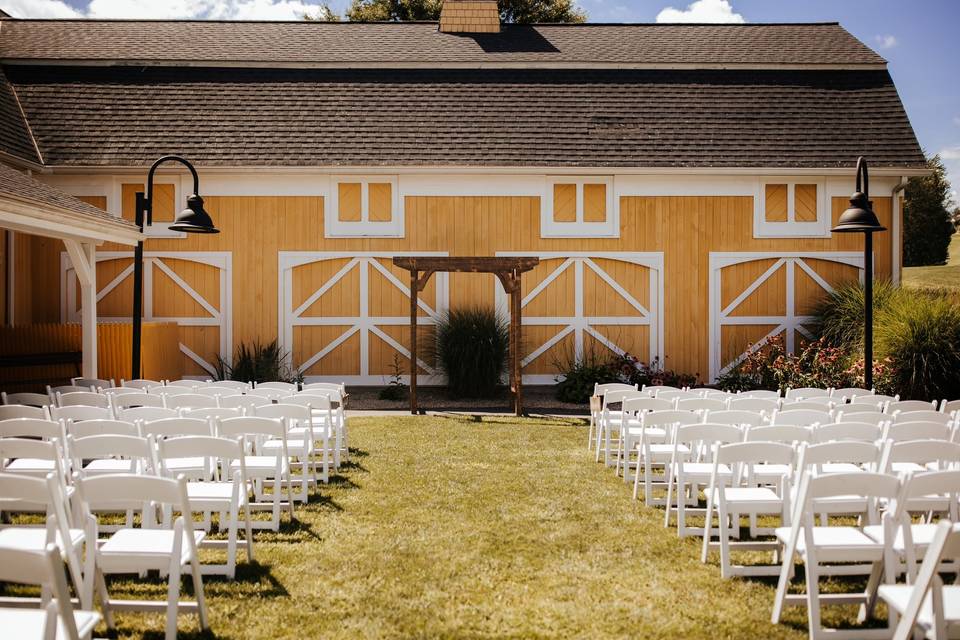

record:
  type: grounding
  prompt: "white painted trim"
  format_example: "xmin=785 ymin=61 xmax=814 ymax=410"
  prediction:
xmin=278 ymin=251 xmax=448 ymax=383
xmin=496 ymin=251 xmax=664 ymax=383
xmin=753 ymin=177 xmax=829 ymax=238
xmin=708 ymin=251 xmax=865 ymax=382
xmin=325 ymin=175 xmax=403 ymax=238
xmin=541 ymin=176 xmax=618 ymax=238
xmin=60 ymin=250 xmax=232 ymax=374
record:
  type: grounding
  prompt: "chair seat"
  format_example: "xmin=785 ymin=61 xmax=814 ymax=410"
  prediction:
xmin=99 ymin=528 xmax=205 ymax=571
xmin=671 ymin=462 xmax=732 ymax=479
xmin=0 ymin=607 xmax=100 ymax=640
xmin=819 ymin=462 xmax=866 ymax=474
xmin=230 ymin=456 xmax=287 ymax=476
xmin=775 ymin=525 xmax=884 ymax=561
xmin=4 ymin=458 xmax=56 ymax=474
xmin=186 ymin=482 xmax=237 ymax=501
xmin=83 ymin=458 xmax=137 ymax=474
xmin=879 ymin=584 xmax=960 ymax=631
xmin=0 ymin=527 xmax=85 ymax=551
xmin=891 ymin=462 xmax=927 ymax=474
xmin=263 ymin=439 xmax=308 ymax=451
xmin=863 ymin=523 xmax=941 ymax=552
xmin=750 ymin=463 xmax=791 ymax=479
xmin=711 ymin=486 xmax=783 ymax=511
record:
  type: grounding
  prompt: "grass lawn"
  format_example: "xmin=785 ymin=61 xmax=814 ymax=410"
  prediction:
xmin=902 ymin=232 xmax=960 ymax=290
xmin=71 ymin=416 xmax=858 ymax=638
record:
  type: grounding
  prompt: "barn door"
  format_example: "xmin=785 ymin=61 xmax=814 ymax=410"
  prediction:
xmin=495 ymin=252 xmax=664 ymax=384
xmin=61 ymin=251 xmax=232 ymax=377
xmin=708 ymin=252 xmax=865 ymax=381
xmin=278 ymin=252 xmax=449 ymax=384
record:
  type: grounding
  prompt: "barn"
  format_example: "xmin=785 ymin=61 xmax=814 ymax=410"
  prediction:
xmin=0 ymin=6 xmax=927 ymax=387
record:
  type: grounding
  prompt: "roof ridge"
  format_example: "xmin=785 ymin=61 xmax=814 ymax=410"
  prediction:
xmin=0 ymin=18 xmax=842 ymax=26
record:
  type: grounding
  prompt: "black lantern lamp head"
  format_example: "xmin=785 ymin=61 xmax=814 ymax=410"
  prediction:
xmin=832 ymin=156 xmax=887 ymax=234
xmin=169 ymin=194 xmax=219 ymax=234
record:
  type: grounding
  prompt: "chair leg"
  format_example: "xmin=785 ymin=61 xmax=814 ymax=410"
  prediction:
xmin=805 ymin=556 xmax=823 ymax=640
xmin=664 ymin=468 xmax=675 ymax=527
xmin=701 ymin=489 xmax=715 ymax=564
xmin=94 ymin=568 xmax=115 ymax=630
xmin=165 ymin=555 xmax=182 ymax=640
xmin=226 ymin=496 xmax=239 ymax=579
xmin=632 ymin=456 xmax=642 ymax=501
xmin=771 ymin=544 xmax=794 ymax=624
xmin=189 ymin=553 xmax=209 ymax=632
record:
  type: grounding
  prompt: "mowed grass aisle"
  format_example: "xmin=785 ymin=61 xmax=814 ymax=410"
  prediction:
xmin=99 ymin=415 xmax=809 ymax=639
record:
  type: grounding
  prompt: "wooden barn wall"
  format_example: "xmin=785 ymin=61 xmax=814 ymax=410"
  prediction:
xmin=13 ymin=185 xmax=895 ymax=382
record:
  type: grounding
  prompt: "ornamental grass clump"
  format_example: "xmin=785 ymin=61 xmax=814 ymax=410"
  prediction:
xmin=214 ymin=339 xmax=301 ymax=384
xmin=813 ymin=279 xmax=899 ymax=350
xmin=433 ymin=306 xmax=510 ymax=398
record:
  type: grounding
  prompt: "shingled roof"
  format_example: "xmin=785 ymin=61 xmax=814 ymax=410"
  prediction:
xmin=0 ymin=20 xmax=886 ymax=68
xmin=0 ymin=68 xmax=40 ymax=165
xmin=5 ymin=65 xmax=925 ymax=170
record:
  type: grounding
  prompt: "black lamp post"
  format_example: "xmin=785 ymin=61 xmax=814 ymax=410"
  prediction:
xmin=132 ymin=155 xmax=219 ymax=379
xmin=831 ymin=156 xmax=887 ymax=389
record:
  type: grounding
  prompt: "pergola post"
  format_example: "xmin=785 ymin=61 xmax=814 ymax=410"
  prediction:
xmin=409 ymin=268 xmax=418 ymax=415
xmin=64 ymin=239 xmax=97 ymax=378
xmin=510 ymin=271 xmax=523 ymax=417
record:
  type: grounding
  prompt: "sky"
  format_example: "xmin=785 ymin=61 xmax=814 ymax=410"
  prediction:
xmin=5 ymin=0 xmax=959 ymax=203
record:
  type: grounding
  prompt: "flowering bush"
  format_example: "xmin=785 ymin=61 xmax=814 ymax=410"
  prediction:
xmin=554 ymin=350 xmax=698 ymax=404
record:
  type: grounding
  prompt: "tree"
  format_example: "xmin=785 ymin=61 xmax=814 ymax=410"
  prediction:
xmin=903 ymin=154 xmax=955 ymax=267
xmin=303 ymin=4 xmax=341 ymax=21
xmin=345 ymin=0 xmax=586 ymax=23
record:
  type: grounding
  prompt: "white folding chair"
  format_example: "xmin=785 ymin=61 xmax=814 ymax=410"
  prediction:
xmin=141 ymin=417 xmax=215 ymax=480
xmin=880 ymin=520 xmax=960 ymax=640
xmin=72 ymin=377 xmax=114 ymax=389
xmin=47 ymin=385 xmax=92 ymax=397
xmin=55 ymin=391 xmax=109 ymax=410
xmin=0 ymin=544 xmax=100 ymax=640
xmin=1 ymin=392 xmax=52 ymax=408
xmin=68 ymin=434 xmax=153 ymax=478
xmin=0 ymin=438 xmax=70 ymax=491
xmin=193 ymin=386 xmax=240 ymax=400
xmin=111 ymin=392 xmax=165 ymax=409
xmin=657 ymin=390 xmax=703 ymax=403
xmin=49 ymin=406 xmax=112 ymax=424
xmin=156 ymin=435 xmax=254 ymax=578
xmin=277 ymin=397 xmax=335 ymax=483
xmin=837 ymin=411 xmax=891 ymax=427
xmin=885 ymin=421 xmax=954 ymax=443
xmin=0 ymin=404 xmax=48 ymax=420
xmin=66 ymin=419 xmax=139 ymax=439
xmin=291 ymin=391 xmax=348 ymax=469
xmin=631 ymin=410 xmax=703 ymax=503
xmin=778 ymin=401 xmax=836 ymax=413
xmin=664 ymin=423 xmax=743 ymax=537
xmin=117 ymin=406 xmax=178 ymax=423
xmin=706 ymin=409 xmax=766 ymax=428
xmin=219 ymin=395 xmax=266 ymax=412
xmin=893 ymin=411 xmax=956 ymax=426
xmin=216 ymin=417 xmax=293 ymax=531
xmin=0 ymin=419 xmax=67 ymax=475
xmin=254 ymin=381 xmax=298 ymax=393
xmin=770 ymin=408 xmax=832 ymax=427
xmin=0 ymin=472 xmax=93 ymax=609
xmin=880 ymin=439 xmax=960 ymax=475
xmin=727 ymin=397 xmax=779 ymax=414
xmin=842 ymin=401 xmax=886 ymax=413
xmin=255 ymin=402 xmax=320 ymax=497
xmin=76 ymin=473 xmax=209 ymax=640
xmin=642 ymin=385 xmax=683 ymax=396
xmin=941 ymin=399 xmax=960 ymax=416
xmin=813 ymin=422 xmax=883 ymax=443
xmin=675 ymin=397 xmax=727 ymax=413
xmin=736 ymin=390 xmax=781 ymax=400
xmin=616 ymin=397 xmax=676 ymax=477
xmin=245 ymin=388 xmax=292 ymax=402
xmin=165 ymin=379 xmax=206 ymax=388
xmin=181 ymin=407 xmax=243 ymax=421
xmin=833 ymin=387 xmax=874 ymax=401
xmin=203 ymin=380 xmax=250 ymax=392
xmin=164 ymin=394 xmax=219 ymax=410
xmin=98 ymin=387 xmax=142 ymax=398
xmin=588 ymin=383 xmax=637 ymax=451
xmin=785 ymin=387 xmax=832 ymax=401
xmin=889 ymin=400 xmax=939 ymax=414
xmin=120 ymin=378 xmax=162 ymax=389
xmin=701 ymin=441 xmax=795 ymax=577
xmin=772 ymin=471 xmax=900 ymax=639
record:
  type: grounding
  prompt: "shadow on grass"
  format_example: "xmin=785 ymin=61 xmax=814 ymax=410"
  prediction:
xmin=140 ymin=628 xmax=220 ymax=640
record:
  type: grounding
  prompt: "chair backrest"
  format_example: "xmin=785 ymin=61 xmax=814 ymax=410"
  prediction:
xmin=0 ymin=439 xmax=65 ymax=481
xmin=181 ymin=407 xmax=243 ymax=421
xmin=799 ymin=471 xmax=900 ymax=521
xmin=641 ymin=384 xmax=683 ymax=396
xmin=885 ymin=420 xmax=953 ymax=442
xmin=76 ymin=473 xmax=193 ymax=521
xmin=217 ymin=415 xmax=286 ymax=439
xmin=300 ymin=382 xmax=345 ymax=394
xmin=256 ymin=381 xmax=299 ymax=392
xmin=797 ymin=440 xmax=881 ymax=468
xmin=656 ymin=390 xmax=701 ymax=403
xmin=726 ymin=397 xmax=779 ymax=414
xmin=147 ymin=384 xmax=187 ymax=395
xmin=701 ymin=389 xmax=734 ymax=401
xmin=120 ymin=378 xmax=162 ymax=389
xmin=674 ymin=423 xmax=744 ymax=448
xmin=736 ymin=389 xmax=781 ymax=400
xmin=882 ymin=440 xmax=960 ymax=473
xmin=895 ymin=470 xmax=960 ymax=521
xmin=66 ymin=419 xmax=139 ymax=438
xmin=0 ymin=543 xmax=87 ymax=640
xmin=295 ymin=386 xmax=345 ymax=403
xmin=779 ymin=400 xmax=835 ymax=412
xmin=166 ymin=379 xmax=206 ymax=387
xmin=246 ymin=387 xmax=293 ymax=401
xmin=704 ymin=409 xmax=765 ymax=427
xmin=593 ymin=382 xmax=637 ymax=396
xmin=891 ymin=520 xmax=960 ymax=640
xmin=621 ymin=396 xmax=674 ymax=414
xmin=68 ymin=434 xmax=152 ymax=466
xmin=745 ymin=424 xmax=812 ymax=444
xmin=770 ymin=408 xmax=832 ymax=427
xmin=0 ymin=417 xmax=63 ymax=440
xmin=72 ymin=376 xmax=114 ymax=389
xmin=99 ymin=386 xmax=142 ymax=397
xmin=1 ymin=391 xmax=51 ymax=407
xmin=836 ymin=410 xmax=890 ymax=426
xmin=942 ymin=399 xmax=960 ymax=416
xmin=193 ymin=386 xmax=239 ymax=398
xmin=675 ymin=397 xmax=727 ymax=413
xmin=832 ymin=387 xmax=873 ymax=401
xmin=141 ymin=417 xmax=212 ymax=438
xmin=641 ymin=410 xmax=703 ymax=429
xmin=866 ymin=393 xmax=900 ymax=404
xmin=111 ymin=392 xmax=165 ymax=409
xmin=284 ymin=393 xmax=335 ymax=410
xmin=785 ymin=387 xmax=831 ymax=400
xmin=164 ymin=393 xmax=219 ymax=410
xmin=0 ymin=404 xmax=48 ymax=420
xmin=156 ymin=435 xmax=245 ymax=480
xmin=49 ymin=405 xmax=112 ymax=422
xmin=893 ymin=410 xmax=954 ymax=426
xmin=813 ymin=421 xmax=883 ymax=443
xmin=842 ymin=401 xmax=885 ymax=413
xmin=254 ymin=403 xmax=313 ymax=424
xmin=889 ymin=399 xmax=938 ymax=414
xmin=117 ymin=406 xmax=178 ymax=423
xmin=204 ymin=380 xmax=250 ymax=391
xmin=715 ymin=440 xmax=795 ymax=466
xmin=219 ymin=394 xmax=266 ymax=411
xmin=56 ymin=391 xmax=110 ymax=409
xmin=48 ymin=384 xmax=92 ymax=395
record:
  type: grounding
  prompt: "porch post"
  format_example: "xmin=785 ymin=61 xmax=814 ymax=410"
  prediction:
xmin=511 ymin=270 xmax=523 ymax=417
xmin=64 ymin=240 xmax=97 ymax=378
xmin=409 ymin=268 xmax=418 ymax=415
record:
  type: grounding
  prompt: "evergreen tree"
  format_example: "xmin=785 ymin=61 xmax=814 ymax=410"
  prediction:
xmin=903 ymin=155 xmax=955 ymax=266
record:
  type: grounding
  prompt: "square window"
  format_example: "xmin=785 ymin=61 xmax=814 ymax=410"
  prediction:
xmin=794 ymin=184 xmax=818 ymax=222
xmin=764 ymin=184 xmax=788 ymax=222
xmin=326 ymin=176 xmax=403 ymax=238
xmin=582 ymin=183 xmax=607 ymax=222
xmin=542 ymin=177 xmax=617 ymax=238
xmin=337 ymin=183 xmax=362 ymax=222
xmin=755 ymin=178 xmax=827 ymax=238
xmin=368 ymin=183 xmax=393 ymax=222
xmin=553 ymin=184 xmax=577 ymax=222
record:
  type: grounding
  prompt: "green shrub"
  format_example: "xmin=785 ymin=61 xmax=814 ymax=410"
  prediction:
xmin=717 ymin=335 xmax=856 ymax=393
xmin=813 ymin=279 xmax=899 ymax=350
xmin=433 ymin=306 xmax=509 ymax=398
xmin=903 ymin=155 xmax=956 ymax=267
xmin=214 ymin=339 xmax=302 ymax=384
xmin=875 ymin=290 xmax=960 ymax=400
xmin=553 ymin=350 xmax=621 ymax=404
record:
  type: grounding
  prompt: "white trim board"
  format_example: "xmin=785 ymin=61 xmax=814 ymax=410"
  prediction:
xmin=707 ymin=251 xmax=865 ymax=382
xmin=495 ymin=251 xmax=664 ymax=378
xmin=278 ymin=251 xmax=449 ymax=384
xmin=60 ymin=250 xmax=233 ymax=376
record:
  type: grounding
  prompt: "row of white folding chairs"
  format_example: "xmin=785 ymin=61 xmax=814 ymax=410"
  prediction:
xmin=0 ymin=470 xmax=213 ymax=639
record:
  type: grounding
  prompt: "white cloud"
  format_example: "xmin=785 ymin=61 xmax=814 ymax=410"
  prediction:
xmin=953 ymin=116 xmax=960 ymax=127
xmin=942 ymin=147 xmax=960 ymax=161
xmin=7 ymin=0 xmax=332 ymax=19
xmin=940 ymin=147 xmax=960 ymax=208
xmin=3 ymin=0 xmax=82 ymax=18
xmin=656 ymin=0 xmax=745 ymax=24
xmin=874 ymin=34 xmax=898 ymax=49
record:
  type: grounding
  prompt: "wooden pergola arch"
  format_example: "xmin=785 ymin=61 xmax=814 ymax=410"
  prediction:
xmin=392 ymin=256 xmax=539 ymax=417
